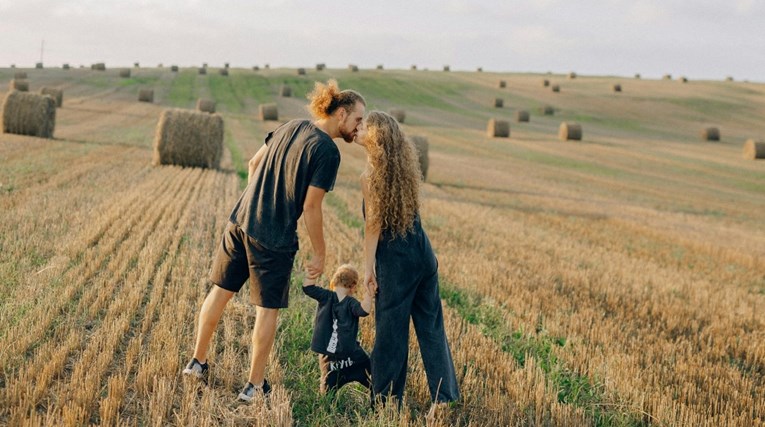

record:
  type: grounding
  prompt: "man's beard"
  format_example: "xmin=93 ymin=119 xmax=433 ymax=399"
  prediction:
xmin=339 ymin=123 xmax=356 ymax=143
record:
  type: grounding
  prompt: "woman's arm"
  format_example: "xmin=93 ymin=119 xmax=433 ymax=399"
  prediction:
xmin=361 ymin=175 xmax=380 ymax=294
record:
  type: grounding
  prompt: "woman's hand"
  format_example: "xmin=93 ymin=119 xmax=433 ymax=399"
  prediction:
xmin=365 ymin=271 xmax=378 ymax=296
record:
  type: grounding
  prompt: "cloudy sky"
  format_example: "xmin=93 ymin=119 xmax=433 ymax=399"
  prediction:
xmin=1 ymin=0 xmax=763 ymax=80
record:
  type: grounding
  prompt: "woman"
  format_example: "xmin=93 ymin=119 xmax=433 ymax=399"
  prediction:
xmin=356 ymin=111 xmax=460 ymax=406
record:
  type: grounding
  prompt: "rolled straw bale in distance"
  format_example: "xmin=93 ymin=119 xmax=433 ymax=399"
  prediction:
xmin=499 ymin=80 xmax=506 ymax=88
xmin=701 ymin=127 xmax=720 ymax=141
xmin=253 ymin=66 xmax=260 ymax=71
xmin=514 ymin=110 xmax=530 ymax=122
xmin=297 ymin=68 xmax=306 ymax=75
xmin=225 ymin=62 xmax=230 ymax=68
xmin=568 ymin=72 xmax=576 ymax=79
xmin=613 ymin=84 xmax=622 ymax=92
xmin=196 ymin=98 xmax=216 ymax=113
xmin=36 ymin=62 xmax=43 ymax=69
xmin=152 ymin=109 xmax=223 ymax=169
xmin=411 ymin=65 xmax=417 ymax=70
xmin=540 ymin=105 xmax=554 ymax=115
xmin=409 ymin=135 xmax=429 ymax=181
xmin=259 ymin=103 xmax=278 ymax=121
xmin=726 ymin=76 xmax=734 ymax=82
xmin=477 ymin=67 xmax=483 ymax=72
xmin=280 ymin=85 xmax=292 ymax=97
xmin=390 ymin=109 xmax=406 ymax=124
xmin=634 ymin=73 xmax=641 ymax=79
xmin=349 ymin=64 xmax=359 ymax=72
xmin=487 ymin=119 xmax=509 ymax=138
xmin=198 ymin=67 xmax=207 ymax=75
xmin=171 ymin=65 xmax=179 ymax=72
xmin=2 ymin=90 xmax=56 ymax=138
xmin=559 ymin=122 xmax=582 ymax=141
xmin=203 ymin=63 xmax=208 ymax=68
xmin=377 ymin=65 xmax=384 ymax=70
xmin=138 ymin=89 xmax=154 ymax=103
xmin=93 ymin=63 xmax=106 ymax=71
xmin=743 ymin=139 xmax=765 ymax=160
xmin=39 ymin=87 xmax=63 ymax=107
xmin=494 ymin=98 xmax=503 ymax=108
xmin=134 ymin=62 xmax=140 ymax=68
xmin=663 ymin=74 xmax=672 ymax=80
xmin=119 ymin=68 xmax=131 ymax=78
xmin=443 ymin=65 xmax=450 ymax=72
xmin=14 ymin=72 xmax=27 ymax=79
xmin=542 ymin=79 xmax=550 ymax=87
xmin=316 ymin=63 xmax=325 ymax=71
xmin=551 ymin=84 xmax=560 ymax=93
xmin=219 ymin=68 xmax=229 ymax=76
xmin=9 ymin=79 xmax=29 ymax=92
xmin=63 ymin=64 xmax=70 ymax=70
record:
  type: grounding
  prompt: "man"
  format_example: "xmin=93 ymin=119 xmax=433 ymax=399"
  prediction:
xmin=183 ymin=80 xmax=365 ymax=401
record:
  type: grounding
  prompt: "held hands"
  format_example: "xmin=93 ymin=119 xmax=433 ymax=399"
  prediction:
xmin=306 ymin=255 xmax=324 ymax=281
xmin=364 ymin=271 xmax=378 ymax=297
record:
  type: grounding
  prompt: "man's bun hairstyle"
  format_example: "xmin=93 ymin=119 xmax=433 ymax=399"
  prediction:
xmin=307 ymin=79 xmax=365 ymax=119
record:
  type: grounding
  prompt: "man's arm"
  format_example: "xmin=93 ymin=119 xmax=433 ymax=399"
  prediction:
xmin=247 ymin=144 xmax=269 ymax=184
xmin=303 ymin=185 xmax=327 ymax=279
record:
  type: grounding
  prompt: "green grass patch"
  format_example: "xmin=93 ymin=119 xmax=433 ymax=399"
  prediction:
xmin=665 ymin=97 xmax=745 ymax=120
xmin=223 ymin=126 xmax=248 ymax=187
xmin=117 ymin=75 xmax=160 ymax=87
xmin=208 ymin=75 xmax=246 ymax=113
xmin=325 ymin=193 xmax=364 ymax=231
xmin=166 ymin=70 xmax=197 ymax=108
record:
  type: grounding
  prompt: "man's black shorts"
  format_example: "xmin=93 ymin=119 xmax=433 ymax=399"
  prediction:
xmin=209 ymin=222 xmax=296 ymax=308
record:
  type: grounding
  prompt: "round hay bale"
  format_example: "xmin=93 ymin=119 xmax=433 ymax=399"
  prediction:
xmin=253 ymin=66 xmax=260 ymax=71
xmin=551 ymin=84 xmax=560 ymax=93
xmin=138 ymin=89 xmax=154 ymax=103
xmin=568 ymin=72 xmax=576 ymax=79
xmin=316 ymin=63 xmax=326 ymax=71
xmin=389 ymin=109 xmax=406 ymax=124
xmin=514 ymin=110 xmax=530 ymax=122
xmin=219 ymin=68 xmax=229 ymax=76
xmin=35 ymin=62 xmax=43 ymax=69
xmin=2 ymin=90 xmax=56 ymax=138
xmin=198 ymin=67 xmax=207 ymax=75
xmin=679 ymin=76 xmax=688 ymax=83
xmin=196 ymin=98 xmax=216 ymax=113
xmin=297 ymin=68 xmax=306 ymax=75
xmin=494 ymin=98 xmax=504 ymax=108
xmin=443 ymin=65 xmax=450 ymax=72
xmin=10 ymin=64 xmax=14 ymax=68
xmin=377 ymin=64 xmax=384 ymax=70
xmin=411 ymin=65 xmax=417 ymax=70
xmin=634 ymin=73 xmax=641 ymax=79
xmin=701 ymin=127 xmax=720 ymax=141
xmin=9 ymin=79 xmax=29 ymax=92
xmin=410 ymin=135 xmax=429 ymax=181
xmin=158 ymin=63 xmax=163 ymax=68
xmin=171 ymin=65 xmax=179 ymax=72
xmin=119 ymin=68 xmax=131 ymax=78
xmin=487 ymin=119 xmax=509 ymax=138
xmin=224 ymin=62 xmax=230 ymax=69
xmin=663 ymin=74 xmax=672 ymax=80
xmin=726 ymin=76 xmax=734 ymax=82
xmin=477 ymin=67 xmax=483 ymax=72
xmin=498 ymin=80 xmax=506 ymax=88
xmin=39 ymin=87 xmax=63 ymax=107
xmin=264 ymin=64 xmax=270 ymax=69
xmin=63 ymin=64 xmax=70 ymax=70
xmin=203 ymin=63 xmax=208 ymax=68
xmin=349 ymin=64 xmax=359 ymax=72
xmin=743 ymin=139 xmax=765 ymax=160
xmin=559 ymin=122 xmax=582 ymax=141
xmin=540 ymin=105 xmax=554 ymax=115
xmin=14 ymin=72 xmax=27 ymax=79
xmin=134 ymin=62 xmax=140 ymax=68
xmin=259 ymin=103 xmax=278 ymax=121
xmin=280 ymin=85 xmax=292 ymax=97
xmin=93 ymin=63 xmax=106 ymax=71
xmin=152 ymin=109 xmax=224 ymax=169
xmin=613 ymin=84 xmax=622 ymax=92
xmin=542 ymin=79 xmax=550 ymax=87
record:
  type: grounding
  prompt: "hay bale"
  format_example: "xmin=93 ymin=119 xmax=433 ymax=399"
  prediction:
xmin=551 ymin=84 xmax=560 ymax=93
xmin=540 ymin=105 xmax=554 ymax=115
xmin=158 ymin=63 xmax=163 ymax=68
xmin=542 ymin=79 xmax=550 ymax=87
xmin=389 ymin=109 xmax=406 ymax=124
xmin=259 ymin=103 xmax=278 ymax=121
xmin=494 ymin=98 xmax=504 ymax=108
xmin=119 ymin=68 xmax=131 ymax=78
xmin=198 ymin=67 xmax=207 ymax=75
xmin=726 ymin=76 xmax=734 ymax=82
xmin=679 ymin=76 xmax=688 ymax=83
xmin=9 ymin=79 xmax=29 ymax=92
xmin=477 ymin=67 xmax=483 ymax=72
xmin=349 ymin=64 xmax=359 ymax=72
xmin=568 ymin=72 xmax=576 ymax=79
xmin=377 ymin=64 xmax=384 ymax=70
xmin=663 ymin=74 xmax=672 ymax=80
xmin=39 ymin=87 xmax=63 ymax=107
xmin=134 ymin=62 xmax=140 ymax=68
xmin=316 ymin=63 xmax=325 ymax=71
xmin=203 ymin=63 xmax=208 ymax=68
xmin=264 ymin=64 xmax=270 ymax=69
xmin=152 ymin=109 xmax=224 ymax=169
xmin=613 ymin=84 xmax=622 ymax=92
xmin=280 ymin=85 xmax=292 ymax=97
xmin=14 ymin=72 xmax=27 ymax=79
xmin=559 ymin=122 xmax=582 ymax=141
xmin=138 ymin=89 xmax=154 ymax=103
xmin=196 ymin=98 xmax=216 ymax=113
xmin=701 ymin=127 xmax=720 ymax=141
xmin=253 ymin=66 xmax=260 ymax=71
xmin=443 ymin=65 xmax=450 ymax=72
xmin=36 ymin=62 xmax=43 ymax=69
xmin=634 ymin=73 xmax=641 ymax=79
xmin=171 ymin=65 xmax=179 ymax=72
xmin=2 ymin=90 xmax=56 ymax=138
xmin=487 ymin=119 xmax=509 ymax=138
xmin=514 ymin=110 xmax=530 ymax=122
xmin=93 ymin=63 xmax=106 ymax=71
xmin=743 ymin=139 xmax=765 ymax=160
xmin=63 ymin=64 xmax=70 ymax=70
xmin=224 ymin=62 xmax=230 ymax=69
xmin=411 ymin=65 xmax=417 ymax=70
xmin=219 ymin=68 xmax=229 ymax=76
xmin=410 ymin=135 xmax=429 ymax=181
xmin=499 ymin=80 xmax=506 ymax=88
xmin=297 ymin=68 xmax=306 ymax=75
xmin=10 ymin=64 xmax=14 ymax=68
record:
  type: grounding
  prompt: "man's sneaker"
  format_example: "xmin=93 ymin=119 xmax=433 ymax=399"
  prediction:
xmin=182 ymin=358 xmax=209 ymax=382
xmin=238 ymin=379 xmax=271 ymax=402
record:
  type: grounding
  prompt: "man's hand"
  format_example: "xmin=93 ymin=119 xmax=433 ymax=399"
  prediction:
xmin=306 ymin=255 xmax=324 ymax=280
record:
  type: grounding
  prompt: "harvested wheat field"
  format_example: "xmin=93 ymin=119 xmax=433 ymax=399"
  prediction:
xmin=1 ymin=67 xmax=764 ymax=426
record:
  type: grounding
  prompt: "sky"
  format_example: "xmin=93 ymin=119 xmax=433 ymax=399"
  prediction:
xmin=1 ymin=0 xmax=763 ymax=81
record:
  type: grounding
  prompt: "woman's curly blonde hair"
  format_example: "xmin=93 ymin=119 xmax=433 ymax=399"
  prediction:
xmin=364 ymin=111 xmax=421 ymax=238
xmin=306 ymin=79 xmax=365 ymax=120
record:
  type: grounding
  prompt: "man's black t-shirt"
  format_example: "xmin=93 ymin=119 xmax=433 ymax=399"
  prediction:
xmin=229 ymin=120 xmax=340 ymax=252
xmin=303 ymin=284 xmax=369 ymax=357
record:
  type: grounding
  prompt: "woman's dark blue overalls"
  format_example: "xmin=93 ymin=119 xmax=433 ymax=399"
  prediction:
xmin=366 ymin=204 xmax=460 ymax=405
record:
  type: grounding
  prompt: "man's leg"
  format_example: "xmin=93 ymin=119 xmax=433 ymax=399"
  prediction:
xmin=248 ymin=306 xmax=279 ymax=385
xmin=193 ymin=286 xmax=235 ymax=363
